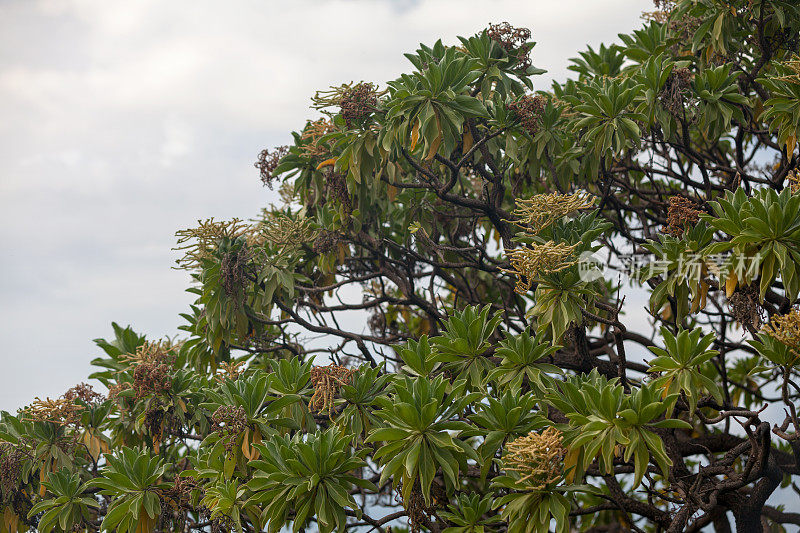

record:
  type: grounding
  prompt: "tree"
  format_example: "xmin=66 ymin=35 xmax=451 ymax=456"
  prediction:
xmin=3 ymin=2 xmax=800 ymax=532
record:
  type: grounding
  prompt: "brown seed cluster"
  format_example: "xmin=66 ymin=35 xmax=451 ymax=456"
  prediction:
xmin=63 ymin=382 xmax=104 ymax=405
xmin=487 ymin=22 xmax=533 ymax=71
xmin=762 ymin=307 xmax=800 ymax=358
xmin=728 ymin=284 xmax=762 ymax=330
xmin=312 ymin=230 xmax=342 ymax=254
xmin=310 ymin=364 xmax=355 ymax=418
xmin=340 ymin=82 xmax=379 ymax=128
xmin=156 ymin=474 xmax=199 ymax=532
xmin=404 ymin=481 xmax=431 ymax=533
xmin=502 ymin=241 xmax=579 ymax=294
xmin=663 ymin=196 xmax=701 ymax=237
xmin=511 ymin=191 xmax=596 ymax=234
xmin=145 ymin=406 xmax=167 ymax=444
xmin=21 ymin=397 xmax=84 ymax=426
xmin=211 ymin=405 xmax=249 ymax=453
xmin=503 ymin=427 xmax=566 ymax=489
xmin=508 ymin=95 xmax=546 ymax=136
xmin=299 ymin=119 xmax=336 ymax=159
xmin=0 ymin=443 xmax=26 ymax=502
xmin=659 ymin=67 xmax=693 ymax=117
xmin=255 ymin=145 xmax=289 ymax=189
xmin=323 ymin=170 xmax=352 ymax=213
xmin=220 ymin=247 xmax=252 ymax=303
xmin=160 ymin=474 xmax=198 ymax=511
xmin=125 ymin=342 xmax=176 ymax=400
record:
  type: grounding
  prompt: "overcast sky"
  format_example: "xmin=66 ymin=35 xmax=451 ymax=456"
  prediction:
xmin=0 ymin=0 xmax=654 ymax=410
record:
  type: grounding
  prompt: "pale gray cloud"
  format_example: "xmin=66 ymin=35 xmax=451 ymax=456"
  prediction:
xmin=0 ymin=0 xmax=652 ymax=409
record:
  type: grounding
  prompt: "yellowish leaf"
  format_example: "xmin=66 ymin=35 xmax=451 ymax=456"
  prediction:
xmin=410 ymin=119 xmax=420 ymax=151
xmin=462 ymin=127 xmax=473 ymax=152
xmin=564 ymin=448 xmax=580 ymax=483
xmin=316 ymin=157 xmax=337 ymax=170
xmin=725 ymin=272 xmax=738 ymax=297
xmin=251 ymin=427 xmax=262 ymax=460
xmin=786 ymin=135 xmax=797 ymax=158
xmin=39 ymin=460 xmax=48 ymax=497
xmin=425 ymin=114 xmax=443 ymax=160
xmin=242 ymin=427 xmax=252 ymax=460
xmin=426 ymin=134 xmax=442 ymax=160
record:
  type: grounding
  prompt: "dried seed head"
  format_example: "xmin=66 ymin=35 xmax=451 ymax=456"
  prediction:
xmin=511 ymin=191 xmax=595 ymax=234
xmin=508 ymin=95 xmax=546 ymax=136
xmin=487 ymin=22 xmax=534 ymax=71
xmin=662 ymin=196 xmax=701 ymax=237
xmin=502 ymin=427 xmax=566 ymax=489
xmin=312 ymin=230 xmax=342 ymax=254
xmin=63 ymin=382 xmax=104 ymax=405
xmin=0 ymin=443 xmax=27 ymax=501
xmin=659 ymin=67 xmax=693 ymax=117
xmin=324 ymin=170 xmax=352 ymax=213
xmin=503 ymin=241 xmax=579 ymax=293
xmin=144 ymin=406 xmax=167 ymax=443
xmin=159 ymin=474 xmax=198 ymax=517
xmin=211 ymin=405 xmax=248 ymax=453
xmin=310 ymin=365 xmax=354 ymax=418
xmin=728 ymin=284 xmax=762 ymax=330
xmin=255 ymin=145 xmax=289 ymax=188
xmin=339 ymin=82 xmax=379 ymax=128
xmin=220 ymin=247 xmax=254 ymax=303
xmin=312 ymin=82 xmax=384 ymax=128
xmin=122 ymin=342 xmax=177 ymax=400
xmin=404 ymin=480 xmax=430 ymax=533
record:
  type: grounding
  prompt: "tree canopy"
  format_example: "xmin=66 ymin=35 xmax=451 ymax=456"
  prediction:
xmin=3 ymin=1 xmax=800 ymax=532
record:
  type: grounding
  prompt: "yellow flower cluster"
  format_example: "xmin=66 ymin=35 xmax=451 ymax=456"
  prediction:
xmin=310 ymin=365 xmax=355 ymax=418
xmin=259 ymin=212 xmax=317 ymax=249
xmin=119 ymin=340 xmax=178 ymax=368
xmin=503 ymin=241 xmax=578 ymax=293
xmin=173 ymin=218 xmax=252 ymax=269
xmin=511 ymin=191 xmax=595 ymax=234
xmin=774 ymin=56 xmax=800 ymax=85
xmin=21 ymin=397 xmax=84 ymax=426
xmin=503 ymin=427 xmax=566 ymax=489
xmin=174 ymin=213 xmax=314 ymax=271
xmin=787 ymin=170 xmax=800 ymax=194
xmin=762 ymin=307 xmax=800 ymax=352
